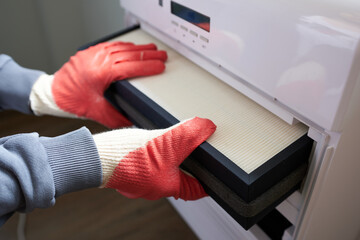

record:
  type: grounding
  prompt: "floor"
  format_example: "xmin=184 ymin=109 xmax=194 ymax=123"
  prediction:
xmin=0 ymin=111 xmax=198 ymax=240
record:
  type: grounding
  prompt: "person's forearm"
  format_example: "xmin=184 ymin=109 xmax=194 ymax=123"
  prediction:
xmin=0 ymin=54 xmax=44 ymax=114
xmin=0 ymin=127 xmax=101 ymax=226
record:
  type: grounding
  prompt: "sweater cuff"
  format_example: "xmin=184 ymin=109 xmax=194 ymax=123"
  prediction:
xmin=40 ymin=127 xmax=102 ymax=197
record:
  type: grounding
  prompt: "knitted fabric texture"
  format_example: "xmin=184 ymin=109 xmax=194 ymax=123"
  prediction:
xmin=30 ymin=74 xmax=77 ymax=118
xmin=93 ymin=117 xmax=216 ymax=200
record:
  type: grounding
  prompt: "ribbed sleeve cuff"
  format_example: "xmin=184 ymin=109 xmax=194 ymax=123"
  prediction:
xmin=40 ymin=127 xmax=102 ymax=197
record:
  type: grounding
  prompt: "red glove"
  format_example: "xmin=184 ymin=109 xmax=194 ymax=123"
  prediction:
xmin=93 ymin=117 xmax=216 ymax=200
xmin=30 ymin=41 xmax=167 ymax=128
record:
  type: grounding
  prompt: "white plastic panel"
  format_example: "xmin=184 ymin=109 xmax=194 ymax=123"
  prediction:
xmin=121 ymin=0 xmax=360 ymax=131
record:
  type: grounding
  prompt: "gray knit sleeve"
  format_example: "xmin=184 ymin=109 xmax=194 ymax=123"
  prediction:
xmin=0 ymin=127 xmax=102 ymax=226
xmin=0 ymin=54 xmax=44 ymax=114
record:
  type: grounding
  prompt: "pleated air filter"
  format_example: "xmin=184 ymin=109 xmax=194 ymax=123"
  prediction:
xmin=110 ymin=29 xmax=308 ymax=172
xmin=102 ymin=28 xmax=313 ymax=229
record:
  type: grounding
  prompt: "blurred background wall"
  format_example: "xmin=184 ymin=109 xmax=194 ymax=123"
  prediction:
xmin=0 ymin=0 xmax=126 ymax=73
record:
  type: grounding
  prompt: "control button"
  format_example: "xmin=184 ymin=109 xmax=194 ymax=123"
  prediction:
xmin=190 ymin=30 xmax=198 ymax=37
xmin=180 ymin=25 xmax=188 ymax=31
xmin=171 ymin=21 xmax=179 ymax=26
xmin=200 ymin=35 xmax=209 ymax=43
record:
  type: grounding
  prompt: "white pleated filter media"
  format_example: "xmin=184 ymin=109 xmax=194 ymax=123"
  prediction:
xmin=111 ymin=29 xmax=308 ymax=174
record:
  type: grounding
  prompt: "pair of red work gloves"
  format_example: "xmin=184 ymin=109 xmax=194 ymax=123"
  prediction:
xmin=30 ymin=41 xmax=216 ymax=201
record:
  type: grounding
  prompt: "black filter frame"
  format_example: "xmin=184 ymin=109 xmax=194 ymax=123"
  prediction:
xmin=80 ymin=25 xmax=313 ymax=229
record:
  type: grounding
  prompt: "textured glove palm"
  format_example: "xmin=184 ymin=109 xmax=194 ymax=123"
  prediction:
xmin=30 ymin=41 xmax=167 ymax=128
xmin=94 ymin=117 xmax=216 ymax=200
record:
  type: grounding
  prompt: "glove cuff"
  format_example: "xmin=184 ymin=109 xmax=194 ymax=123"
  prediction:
xmin=29 ymin=74 xmax=77 ymax=118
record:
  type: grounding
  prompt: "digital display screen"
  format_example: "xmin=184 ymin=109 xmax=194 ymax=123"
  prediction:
xmin=171 ymin=1 xmax=210 ymax=32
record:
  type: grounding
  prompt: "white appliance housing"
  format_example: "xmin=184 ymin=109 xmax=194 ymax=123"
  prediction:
xmin=120 ymin=1 xmax=360 ymax=239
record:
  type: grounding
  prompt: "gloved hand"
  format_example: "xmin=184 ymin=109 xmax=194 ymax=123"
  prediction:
xmin=30 ymin=41 xmax=167 ymax=128
xmin=93 ymin=117 xmax=216 ymax=200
